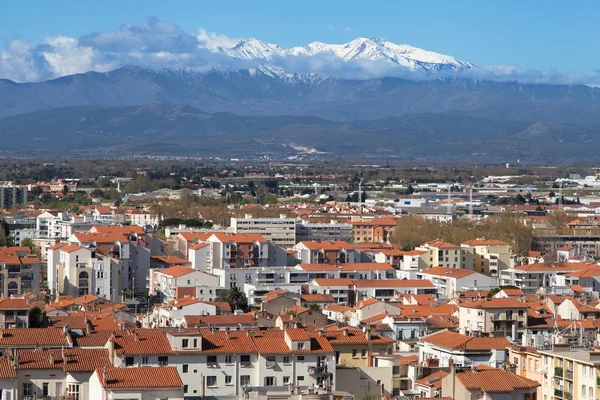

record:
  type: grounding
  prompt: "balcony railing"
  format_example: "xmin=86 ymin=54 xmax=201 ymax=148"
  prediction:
xmin=554 ymin=367 xmax=563 ymax=377
xmin=554 ymin=389 xmax=563 ymax=398
xmin=564 ymin=370 xmax=573 ymax=380
xmin=308 ymin=366 xmax=328 ymax=375
xmin=564 ymin=392 xmax=573 ymax=400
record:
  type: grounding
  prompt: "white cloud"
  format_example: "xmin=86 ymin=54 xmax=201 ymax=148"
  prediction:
xmin=0 ymin=17 xmax=597 ymax=86
xmin=328 ymin=24 xmax=335 ymax=33
xmin=344 ymin=26 xmax=351 ymax=32
xmin=197 ymin=28 xmax=239 ymax=49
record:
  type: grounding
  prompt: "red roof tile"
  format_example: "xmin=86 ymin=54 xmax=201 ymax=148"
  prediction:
xmin=98 ymin=366 xmax=183 ymax=389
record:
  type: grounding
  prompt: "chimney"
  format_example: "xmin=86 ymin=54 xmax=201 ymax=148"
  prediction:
xmin=61 ymin=346 xmax=65 ymax=363
xmin=225 ymin=331 xmax=230 ymax=340
xmin=134 ymin=333 xmax=139 ymax=342
xmin=49 ymin=352 xmax=55 ymax=365
xmin=12 ymin=349 xmax=18 ymax=368
xmin=343 ymin=328 xmax=349 ymax=337
xmin=0 ymin=327 xmax=4 ymax=339
xmin=380 ymin=383 xmax=385 ymax=398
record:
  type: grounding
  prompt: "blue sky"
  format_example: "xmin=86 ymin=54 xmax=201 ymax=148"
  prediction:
xmin=0 ymin=0 xmax=597 ymax=81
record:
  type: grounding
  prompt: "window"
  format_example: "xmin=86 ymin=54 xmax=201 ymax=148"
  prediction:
xmin=225 ymin=355 xmax=233 ymax=363
xmin=23 ymin=383 xmax=32 ymax=397
xmin=265 ymin=377 xmax=275 ymax=386
xmin=361 ymin=349 xmax=367 ymax=358
xmin=184 ymin=385 xmax=188 ymax=394
xmin=183 ymin=364 xmax=189 ymax=373
xmin=241 ymin=375 xmax=250 ymax=386
xmin=297 ymin=376 xmax=304 ymax=381
xmin=297 ymin=356 xmax=304 ymax=361
xmin=582 ymin=385 xmax=586 ymax=397
xmin=283 ymin=376 xmax=290 ymax=384
xmin=207 ymin=376 xmax=217 ymax=387
xmin=283 ymin=356 xmax=291 ymax=363
xmin=158 ymin=356 xmax=168 ymax=366
xmin=125 ymin=356 xmax=134 ymax=366
xmin=590 ymin=387 xmax=593 ymax=398
xmin=297 ymin=342 xmax=305 ymax=349
xmin=583 ymin=365 xmax=587 ymax=376
xmin=142 ymin=356 xmax=149 ymax=364
xmin=352 ymin=349 xmax=358 ymax=358
xmin=207 ymin=355 xmax=217 ymax=365
xmin=225 ymin=375 xmax=232 ymax=385
xmin=182 ymin=339 xmax=189 ymax=348
xmin=477 ymin=311 xmax=483 ymax=317
xmin=43 ymin=382 xmax=49 ymax=397
xmin=193 ymin=338 xmax=198 ymax=348
xmin=67 ymin=384 xmax=80 ymax=400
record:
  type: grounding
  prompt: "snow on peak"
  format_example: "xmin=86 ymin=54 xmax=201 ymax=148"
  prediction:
xmin=207 ymin=36 xmax=472 ymax=72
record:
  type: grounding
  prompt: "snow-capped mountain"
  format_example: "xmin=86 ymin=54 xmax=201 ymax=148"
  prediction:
xmin=212 ymin=36 xmax=472 ymax=72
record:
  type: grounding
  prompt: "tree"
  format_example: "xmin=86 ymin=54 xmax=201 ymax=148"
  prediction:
xmin=62 ymin=185 xmax=69 ymax=195
xmin=309 ymin=303 xmax=322 ymax=312
xmin=21 ymin=238 xmax=36 ymax=252
xmin=407 ymin=185 xmax=415 ymax=195
xmin=224 ymin=286 xmax=249 ymax=312
xmin=28 ymin=306 xmax=45 ymax=328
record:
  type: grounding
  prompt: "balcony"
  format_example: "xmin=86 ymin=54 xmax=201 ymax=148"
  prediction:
xmin=491 ymin=314 xmax=516 ymax=321
xmin=564 ymin=392 xmax=573 ymax=400
xmin=308 ymin=366 xmax=328 ymax=375
xmin=554 ymin=367 xmax=563 ymax=377
xmin=564 ymin=370 xmax=573 ymax=380
xmin=266 ymin=361 xmax=276 ymax=369
xmin=240 ymin=361 xmax=251 ymax=367
xmin=554 ymin=389 xmax=563 ymax=398
xmin=207 ymin=361 xmax=218 ymax=367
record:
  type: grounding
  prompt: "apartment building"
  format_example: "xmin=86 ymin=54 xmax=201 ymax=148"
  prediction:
xmin=419 ymin=330 xmax=509 ymax=368
xmin=231 ymin=215 xmax=296 ymax=248
xmin=353 ymin=280 xmax=436 ymax=302
xmin=461 ymin=239 xmax=513 ymax=277
xmin=500 ymin=262 xmax=596 ymax=292
xmin=102 ymin=328 xmax=336 ymax=397
xmin=440 ymin=366 xmax=540 ymax=400
xmin=128 ymin=209 xmax=161 ymax=228
xmin=416 ymin=267 xmax=497 ymax=299
xmin=48 ymin=243 xmax=122 ymax=302
xmin=0 ymin=247 xmax=41 ymax=298
xmin=540 ymin=346 xmax=600 ymax=400
xmin=89 ymin=367 xmax=184 ymax=400
xmin=351 ymin=219 xmax=397 ymax=243
xmin=293 ymin=241 xmax=359 ymax=264
xmin=148 ymin=265 xmax=221 ymax=303
xmin=0 ymin=186 xmax=27 ymax=210
xmin=416 ymin=240 xmax=474 ymax=270
xmin=295 ymin=220 xmax=353 ymax=243
xmin=458 ymin=298 xmax=528 ymax=340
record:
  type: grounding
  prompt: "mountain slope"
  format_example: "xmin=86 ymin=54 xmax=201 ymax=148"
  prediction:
xmin=3 ymin=67 xmax=600 ymax=125
xmin=0 ymin=105 xmax=599 ymax=161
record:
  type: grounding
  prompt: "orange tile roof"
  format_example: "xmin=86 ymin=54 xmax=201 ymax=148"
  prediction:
xmin=353 ymin=279 xmax=434 ymax=288
xmin=351 ymin=219 xmax=398 ymax=227
xmin=456 ymin=367 xmax=540 ymax=392
xmin=90 ymin=225 xmax=145 ymax=236
xmin=462 ymin=239 xmax=510 ymax=246
xmin=324 ymin=328 xmax=394 ymax=344
xmin=323 ymin=304 xmax=352 ymax=313
xmin=421 ymin=266 xmax=476 ymax=279
xmin=500 ymin=288 xmax=525 ymax=296
xmin=183 ymin=314 xmax=257 ymax=327
xmin=159 ymin=265 xmax=196 ymax=278
xmin=0 ymin=298 xmax=28 ymax=310
xmin=402 ymin=249 xmax=428 ymax=256
xmin=176 ymin=232 xmax=213 ymax=242
xmin=262 ymin=289 xmax=293 ymax=302
xmin=288 ymin=305 xmax=310 ymax=315
xmin=60 ymin=244 xmax=84 ymax=253
xmin=151 ymin=256 xmax=190 ymax=265
xmin=285 ymin=328 xmax=311 ymax=341
xmin=18 ymin=348 xmax=110 ymax=371
xmin=355 ymin=298 xmax=381 ymax=308
xmin=210 ymin=232 xmax=267 ymax=243
xmin=416 ymin=370 xmax=450 ymax=389
xmin=460 ymin=298 xmax=527 ymax=309
xmin=190 ymin=242 xmax=210 ymax=250
xmin=425 ymin=240 xmax=459 ymax=249
xmin=0 ymin=357 xmax=16 ymax=378
xmin=300 ymin=294 xmax=335 ymax=302
xmin=252 ymin=330 xmax=334 ymax=354
xmin=98 ymin=366 xmax=183 ymax=389
xmin=0 ymin=328 xmax=70 ymax=347
xmin=49 ymin=243 xmax=68 ymax=251
xmin=313 ymin=278 xmax=354 ymax=287
xmin=73 ymin=294 xmax=99 ymax=305
xmin=399 ymin=354 xmax=419 ymax=365
xmin=421 ymin=330 xmax=509 ymax=350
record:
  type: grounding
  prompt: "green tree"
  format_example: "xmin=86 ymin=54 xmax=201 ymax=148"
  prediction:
xmin=62 ymin=185 xmax=69 ymax=195
xmin=309 ymin=303 xmax=322 ymax=312
xmin=224 ymin=286 xmax=249 ymax=312
xmin=28 ymin=306 xmax=45 ymax=328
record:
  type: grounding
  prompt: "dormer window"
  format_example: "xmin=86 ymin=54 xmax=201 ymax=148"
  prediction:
xmin=298 ymin=342 xmax=305 ymax=349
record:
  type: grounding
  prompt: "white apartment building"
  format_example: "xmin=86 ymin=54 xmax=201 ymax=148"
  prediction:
xmin=231 ymin=215 xmax=296 ymax=248
xmin=102 ymin=328 xmax=336 ymax=398
xmin=500 ymin=262 xmax=594 ymax=292
xmin=148 ymin=265 xmax=221 ymax=303
xmin=48 ymin=243 xmax=122 ymax=302
xmin=295 ymin=220 xmax=353 ymax=243
xmin=416 ymin=267 xmax=497 ymax=300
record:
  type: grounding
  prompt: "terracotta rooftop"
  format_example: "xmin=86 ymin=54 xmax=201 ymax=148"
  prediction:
xmin=151 ymin=256 xmax=190 ymax=265
xmin=19 ymin=348 xmax=110 ymax=372
xmin=159 ymin=265 xmax=196 ymax=278
xmin=460 ymin=298 xmax=527 ymax=309
xmin=416 ymin=370 xmax=450 ymax=389
xmin=421 ymin=330 xmax=509 ymax=350
xmin=98 ymin=366 xmax=183 ymax=389
xmin=353 ymin=279 xmax=434 ymax=288
xmin=0 ymin=328 xmax=71 ymax=347
xmin=456 ymin=366 xmax=540 ymax=392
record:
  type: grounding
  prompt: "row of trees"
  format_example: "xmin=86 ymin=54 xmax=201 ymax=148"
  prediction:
xmin=390 ymin=213 xmax=535 ymax=254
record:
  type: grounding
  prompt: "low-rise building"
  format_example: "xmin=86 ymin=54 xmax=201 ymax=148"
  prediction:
xmin=458 ymin=298 xmax=528 ymax=340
